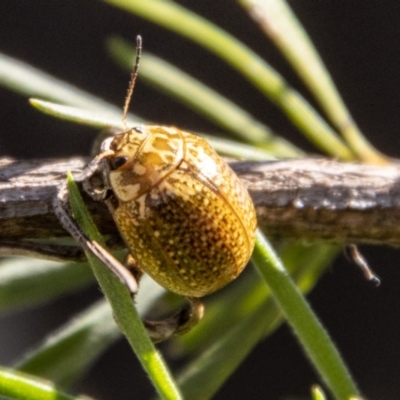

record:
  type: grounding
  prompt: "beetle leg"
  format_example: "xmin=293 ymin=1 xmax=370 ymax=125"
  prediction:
xmin=123 ymin=254 xmax=204 ymax=342
xmin=82 ymin=156 xmax=112 ymax=202
xmin=124 ymin=253 xmax=144 ymax=283
xmin=170 ymin=297 xmax=204 ymax=336
xmin=344 ymin=244 xmax=380 ymax=286
xmin=143 ymin=297 xmax=204 ymax=343
xmin=53 ymin=181 xmax=138 ymax=295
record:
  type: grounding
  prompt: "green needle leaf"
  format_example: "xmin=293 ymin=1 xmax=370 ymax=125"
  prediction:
xmin=252 ymin=231 xmax=360 ymax=400
xmin=0 ymin=366 xmax=90 ymax=400
xmin=239 ymin=0 xmax=387 ymax=165
xmin=0 ymin=53 xmax=121 ymax=119
xmin=15 ymin=300 xmax=119 ymax=388
xmin=67 ymin=174 xmax=182 ymax=400
xmin=108 ymin=37 xmax=301 ymax=158
xmin=106 ymin=0 xmax=354 ymax=160
xmin=0 ymin=258 xmax=94 ymax=314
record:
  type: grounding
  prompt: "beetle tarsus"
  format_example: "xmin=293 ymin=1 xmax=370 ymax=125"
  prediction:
xmin=143 ymin=297 xmax=204 ymax=343
xmin=173 ymin=297 xmax=204 ymax=336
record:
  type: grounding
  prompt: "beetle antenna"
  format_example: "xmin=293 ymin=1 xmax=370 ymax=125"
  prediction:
xmin=122 ymin=35 xmax=142 ymax=131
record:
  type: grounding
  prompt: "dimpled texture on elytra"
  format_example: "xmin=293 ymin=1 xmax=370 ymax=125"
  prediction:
xmin=108 ymin=126 xmax=257 ymax=297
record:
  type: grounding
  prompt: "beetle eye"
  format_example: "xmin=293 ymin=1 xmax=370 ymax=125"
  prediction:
xmin=111 ymin=156 xmax=128 ymax=169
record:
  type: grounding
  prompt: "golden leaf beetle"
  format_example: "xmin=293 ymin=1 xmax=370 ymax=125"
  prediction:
xmin=54 ymin=36 xmax=257 ymax=341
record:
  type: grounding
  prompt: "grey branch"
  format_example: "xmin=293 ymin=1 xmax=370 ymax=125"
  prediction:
xmin=1 ymin=156 xmax=400 ymax=246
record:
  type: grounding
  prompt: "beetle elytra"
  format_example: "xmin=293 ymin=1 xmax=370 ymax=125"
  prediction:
xmin=54 ymin=36 xmax=257 ymax=341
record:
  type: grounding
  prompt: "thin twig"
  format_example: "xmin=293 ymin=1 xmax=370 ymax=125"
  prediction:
xmin=1 ymin=157 xmax=400 ymax=245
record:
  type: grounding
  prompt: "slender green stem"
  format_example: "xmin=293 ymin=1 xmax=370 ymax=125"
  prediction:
xmin=0 ymin=367 xmax=87 ymax=400
xmin=29 ymin=98 xmax=123 ymax=128
xmin=30 ymin=99 xmax=276 ymax=160
xmin=0 ymin=53 xmax=121 ymax=119
xmin=312 ymin=385 xmax=328 ymax=400
xmin=177 ymin=242 xmax=338 ymax=398
xmin=239 ymin=0 xmax=387 ymax=164
xmin=252 ymin=231 xmax=360 ymax=400
xmin=67 ymin=175 xmax=182 ymax=400
xmin=0 ymin=257 xmax=93 ymax=313
xmin=108 ymin=37 xmax=301 ymax=158
xmin=15 ymin=301 xmax=118 ymax=387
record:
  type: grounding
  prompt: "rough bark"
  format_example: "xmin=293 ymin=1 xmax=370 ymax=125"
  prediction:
xmin=1 ymin=157 xmax=400 ymax=246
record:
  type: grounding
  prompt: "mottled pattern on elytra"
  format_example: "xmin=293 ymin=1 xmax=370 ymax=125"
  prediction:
xmin=109 ymin=126 xmax=257 ymax=297
xmin=181 ymin=131 xmax=257 ymax=243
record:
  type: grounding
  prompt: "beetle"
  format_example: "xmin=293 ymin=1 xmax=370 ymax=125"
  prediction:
xmin=54 ymin=36 xmax=257 ymax=341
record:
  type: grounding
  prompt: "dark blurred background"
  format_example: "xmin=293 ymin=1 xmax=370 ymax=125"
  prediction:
xmin=1 ymin=1 xmax=400 ymax=399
